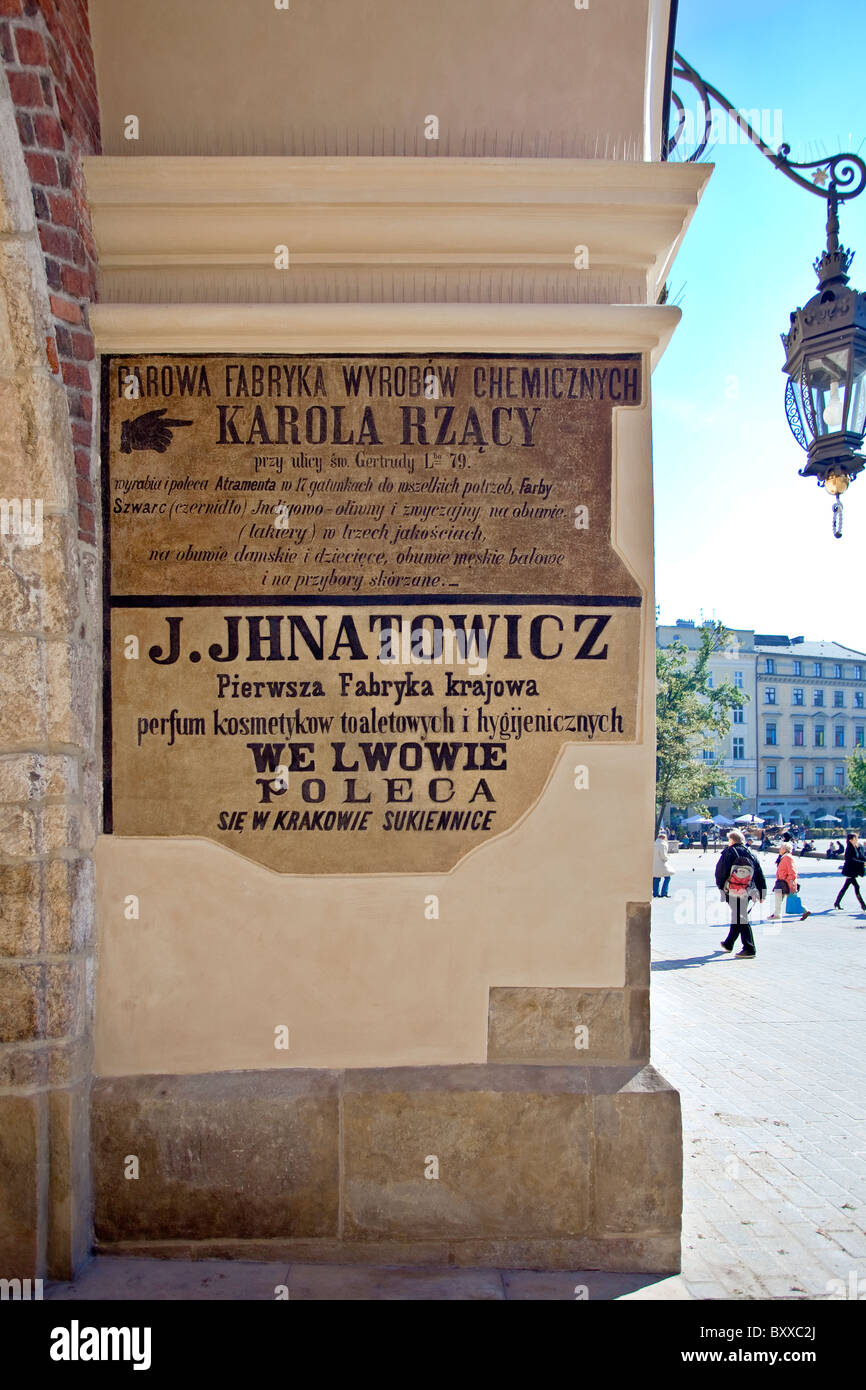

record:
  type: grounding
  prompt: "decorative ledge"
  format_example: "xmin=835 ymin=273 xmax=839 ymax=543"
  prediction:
xmin=89 ymin=302 xmax=682 ymax=370
xmin=84 ymin=157 xmax=710 ymax=308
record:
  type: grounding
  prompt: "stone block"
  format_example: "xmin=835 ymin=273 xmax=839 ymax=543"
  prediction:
xmin=0 ymin=1093 xmax=43 ymax=1277
xmin=343 ymin=1066 xmax=592 ymax=1239
xmin=42 ymin=856 xmax=94 ymax=953
xmin=44 ymin=960 xmax=86 ymax=1039
xmin=47 ymin=1082 xmax=91 ymax=1279
xmin=0 ymin=962 xmax=41 ymax=1041
xmin=92 ymin=1072 xmax=340 ymax=1243
xmin=0 ymin=370 xmax=72 ymax=508
xmin=0 ymin=235 xmax=52 ymax=371
xmin=0 ymin=862 xmax=41 ymax=955
xmin=0 ymin=635 xmax=44 ymax=745
xmin=0 ymin=804 xmax=37 ymax=857
xmin=628 ymin=987 xmax=650 ymax=1061
xmin=625 ymin=900 xmax=651 ymax=986
xmin=2 ymin=513 xmax=80 ymax=636
xmin=592 ymin=1066 xmax=682 ymax=1237
xmin=487 ymin=986 xmax=627 ymax=1063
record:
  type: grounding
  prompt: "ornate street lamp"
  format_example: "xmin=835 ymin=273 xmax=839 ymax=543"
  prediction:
xmin=667 ymin=54 xmax=866 ymax=538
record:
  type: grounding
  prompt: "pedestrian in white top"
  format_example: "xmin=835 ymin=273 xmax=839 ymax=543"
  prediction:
xmin=653 ymin=830 xmax=673 ymax=899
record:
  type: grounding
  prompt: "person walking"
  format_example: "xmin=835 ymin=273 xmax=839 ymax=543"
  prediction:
xmin=700 ymin=830 xmax=709 ymax=854
xmin=652 ymin=830 xmax=673 ymax=898
xmin=834 ymin=831 xmax=866 ymax=910
xmin=716 ymin=829 xmax=766 ymax=958
xmin=766 ymin=840 xmax=811 ymax=921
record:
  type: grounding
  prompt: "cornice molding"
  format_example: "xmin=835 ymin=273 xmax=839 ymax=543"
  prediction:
xmin=90 ymin=302 xmax=682 ymax=370
xmin=84 ymin=156 xmax=710 ymax=306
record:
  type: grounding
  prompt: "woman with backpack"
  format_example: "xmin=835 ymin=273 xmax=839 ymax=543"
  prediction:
xmin=716 ymin=829 xmax=766 ymax=958
xmin=834 ymin=831 xmax=866 ymax=911
xmin=766 ymin=841 xmax=811 ymax=921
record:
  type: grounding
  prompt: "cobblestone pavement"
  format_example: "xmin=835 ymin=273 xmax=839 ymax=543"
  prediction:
xmin=651 ymin=846 xmax=866 ymax=1300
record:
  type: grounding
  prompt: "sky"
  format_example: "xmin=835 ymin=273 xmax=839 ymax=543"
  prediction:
xmin=652 ymin=0 xmax=866 ymax=648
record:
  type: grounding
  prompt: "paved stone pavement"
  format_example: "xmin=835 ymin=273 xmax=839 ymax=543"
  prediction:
xmin=45 ymin=1259 xmax=688 ymax=1301
xmin=652 ymin=846 xmax=866 ymax=1300
xmin=42 ymin=845 xmax=864 ymax=1300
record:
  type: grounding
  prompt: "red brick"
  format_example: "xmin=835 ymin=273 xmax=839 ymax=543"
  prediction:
xmin=49 ymin=293 xmax=81 ymax=324
xmin=68 ymin=329 xmax=94 ymax=361
xmin=33 ymin=112 xmax=64 ymax=149
xmin=77 ymin=509 xmax=95 ymax=544
xmin=48 ymin=192 xmax=75 ymax=226
xmin=59 ymin=263 xmax=89 ymax=297
xmin=75 ymin=392 xmax=92 ymax=421
xmin=7 ymin=68 xmax=44 ymax=106
xmin=15 ymin=109 xmax=34 ymax=145
xmin=25 ymin=151 xmax=58 ymax=186
xmin=61 ymin=360 xmax=91 ymax=391
xmin=0 ymin=0 xmax=23 ymax=17
xmin=75 ymin=475 xmax=95 ymax=508
xmin=74 ymin=446 xmax=91 ymax=477
xmin=13 ymin=23 xmax=47 ymax=65
xmin=45 ymin=334 xmax=59 ymax=373
xmin=71 ymin=420 xmax=90 ymax=448
xmin=38 ymin=221 xmax=71 ymax=259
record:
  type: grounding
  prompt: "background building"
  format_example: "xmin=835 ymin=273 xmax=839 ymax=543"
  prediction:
xmin=657 ymin=622 xmax=866 ymax=826
xmin=755 ymin=637 xmax=866 ymax=825
xmin=656 ymin=621 xmax=758 ymax=819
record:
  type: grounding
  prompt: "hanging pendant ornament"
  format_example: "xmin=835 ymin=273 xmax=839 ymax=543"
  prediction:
xmin=832 ymin=497 xmax=843 ymax=539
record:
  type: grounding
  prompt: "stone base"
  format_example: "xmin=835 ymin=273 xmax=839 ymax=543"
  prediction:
xmin=92 ymin=1063 xmax=682 ymax=1273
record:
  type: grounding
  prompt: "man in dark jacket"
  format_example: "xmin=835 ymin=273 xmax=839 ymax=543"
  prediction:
xmin=716 ymin=829 xmax=767 ymax=958
xmin=834 ymin=831 xmax=866 ymax=910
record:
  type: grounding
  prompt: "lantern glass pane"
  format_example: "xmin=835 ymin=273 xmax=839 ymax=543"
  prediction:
xmin=848 ymin=343 xmax=866 ymax=439
xmin=806 ymin=347 xmax=851 ymax=436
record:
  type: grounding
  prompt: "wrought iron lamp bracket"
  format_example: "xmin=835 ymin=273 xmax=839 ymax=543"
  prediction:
xmin=667 ymin=52 xmax=866 ymax=215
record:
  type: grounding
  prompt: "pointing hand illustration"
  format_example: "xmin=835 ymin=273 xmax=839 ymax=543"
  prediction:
xmin=120 ymin=408 xmax=194 ymax=453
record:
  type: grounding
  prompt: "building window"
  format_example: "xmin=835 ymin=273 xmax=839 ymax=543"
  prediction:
xmin=856 ymin=692 xmax=865 ymax=709
xmin=765 ymin=687 xmax=776 ymax=704
xmin=815 ymin=767 xmax=825 ymax=788
xmin=835 ymin=766 xmax=846 ymax=789
xmin=707 ymin=673 xmax=714 ymax=688
xmin=815 ymin=726 xmax=825 ymax=748
xmin=834 ymin=664 xmax=843 ymax=679
xmin=766 ymin=767 xmax=777 ymax=790
xmin=734 ymin=670 xmax=743 ymax=689
xmin=855 ymin=665 xmax=863 ymax=681
xmin=835 ymin=726 xmax=845 ymax=747
xmin=856 ymin=726 xmax=865 ymax=748
xmin=732 ymin=737 xmax=745 ymax=760
xmin=794 ymin=767 xmax=804 ymax=790
xmin=793 ymin=724 xmax=805 ymax=747
xmin=834 ymin=690 xmax=845 ymax=707
xmin=733 ymin=705 xmax=744 ymax=724
xmin=813 ymin=689 xmax=824 ymax=706
xmin=814 ymin=662 xmax=823 ymax=677
xmin=765 ymin=658 xmax=775 ymax=674
xmin=702 ymin=748 xmax=715 ymax=762
xmin=793 ymin=660 xmax=802 ymax=676
xmin=793 ymin=688 xmax=804 ymax=705
xmin=734 ymin=776 xmax=746 ymax=796
xmin=765 ymin=723 xmax=777 ymax=746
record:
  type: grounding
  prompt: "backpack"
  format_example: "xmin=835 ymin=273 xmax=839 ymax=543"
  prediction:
xmin=726 ymin=848 xmax=754 ymax=897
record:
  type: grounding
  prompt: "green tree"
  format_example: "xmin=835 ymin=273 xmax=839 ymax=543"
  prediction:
xmin=847 ymin=751 xmax=866 ymax=816
xmin=655 ymin=622 xmax=748 ymax=835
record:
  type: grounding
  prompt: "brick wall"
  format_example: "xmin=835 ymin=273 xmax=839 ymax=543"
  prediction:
xmin=0 ymin=0 xmax=101 ymax=545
